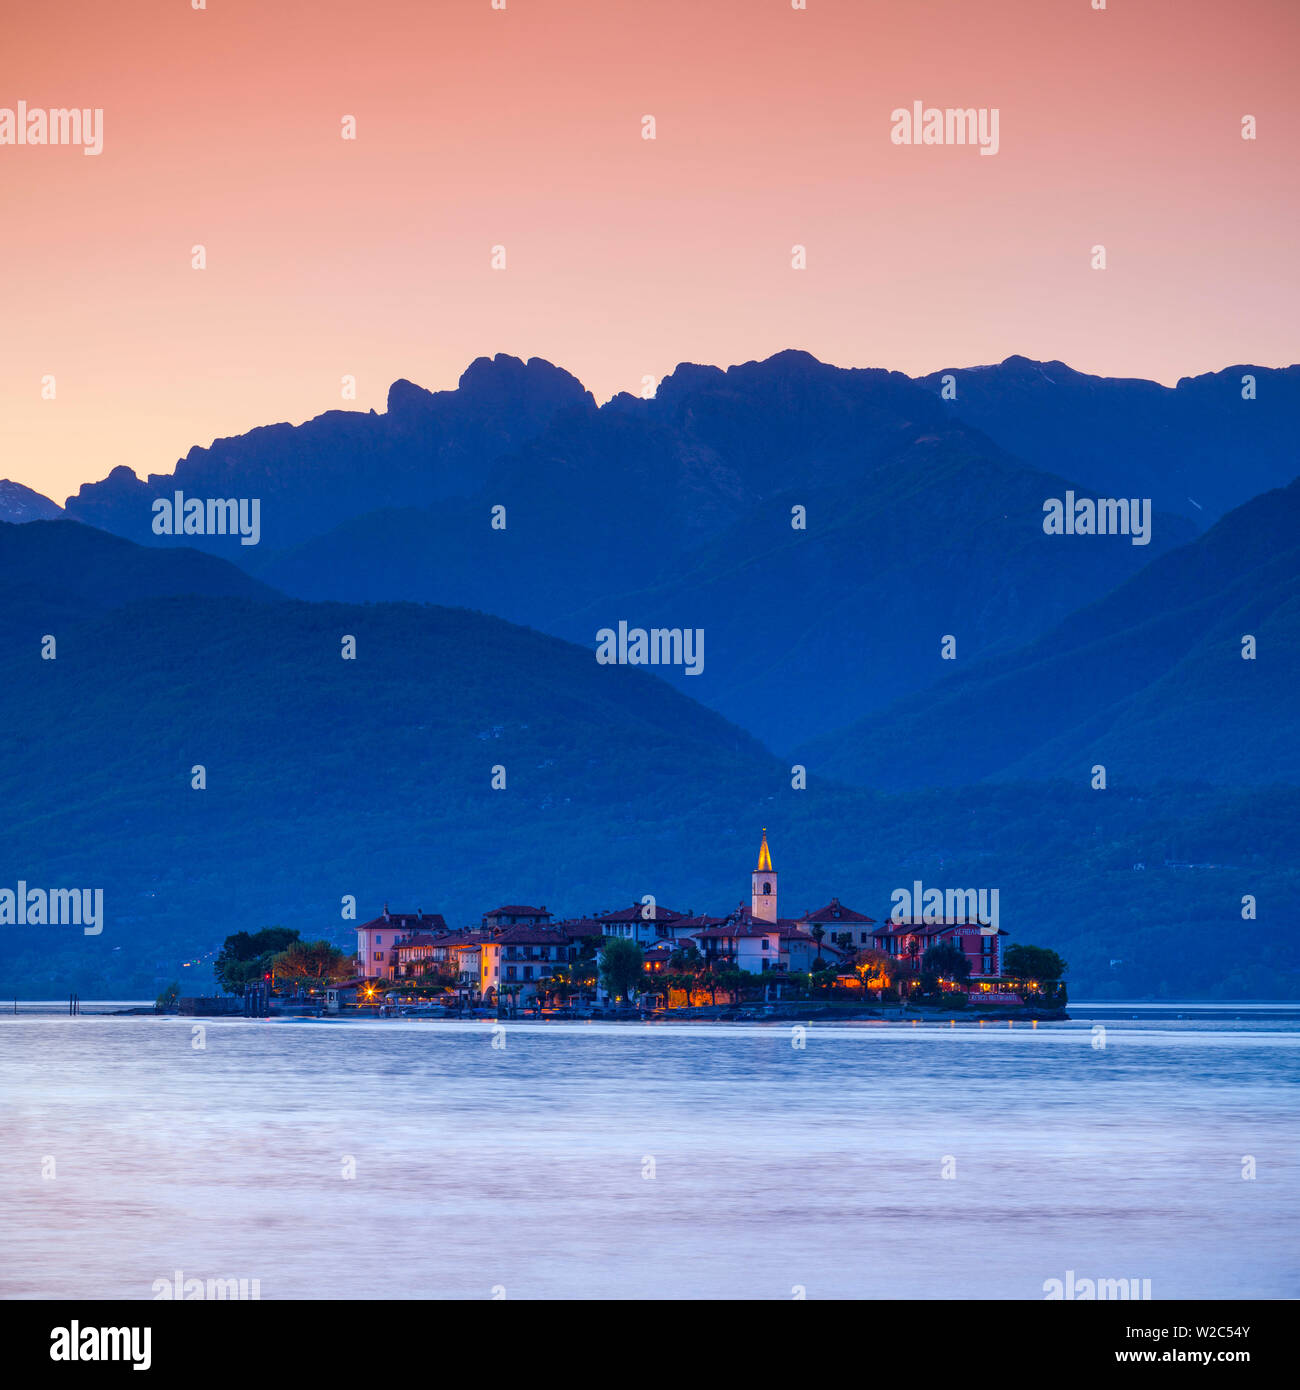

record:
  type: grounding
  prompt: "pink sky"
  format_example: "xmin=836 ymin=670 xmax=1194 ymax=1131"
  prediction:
xmin=3 ymin=0 xmax=1297 ymax=502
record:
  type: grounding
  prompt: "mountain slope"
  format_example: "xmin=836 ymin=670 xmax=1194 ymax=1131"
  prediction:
xmin=0 ymin=519 xmax=281 ymax=650
xmin=254 ymin=351 xmax=1195 ymax=749
xmin=915 ymin=356 xmax=1300 ymax=524
xmin=0 ymin=527 xmax=1294 ymax=1002
xmin=0 ymin=480 xmax=63 ymax=522
xmin=797 ymin=477 xmax=1300 ymax=788
xmin=555 ymin=431 xmax=1193 ymax=749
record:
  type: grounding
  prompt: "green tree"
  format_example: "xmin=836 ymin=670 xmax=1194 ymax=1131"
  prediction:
xmin=855 ymin=948 xmax=894 ymax=999
xmin=921 ymin=942 xmax=970 ymax=994
xmin=669 ymin=943 xmax=700 ymax=971
xmin=1003 ymin=944 xmax=1068 ymax=982
xmin=600 ymin=937 xmax=645 ymax=1005
xmin=272 ymin=939 xmax=351 ymax=989
xmin=213 ymin=927 xmax=301 ymax=994
xmin=155 ymin=981 xmax=179 ymax=1012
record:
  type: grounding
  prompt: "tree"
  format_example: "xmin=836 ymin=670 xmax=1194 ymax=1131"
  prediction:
xmin=718 ymin=968 xmax=749 ymax=1004
xmin=600 ymin=937 xmax=644 ymax=1005
xmin=546 ymin=965 xmax=572 ymax=1006
xmin=213 ymin=927 xmax=301 ymax=994
xmin=855 ymin=948 xmax=893 ymax=999
xmin=920 ymin=942 xmax=970 ymax=994
xmin=272 ymin=939 xmax=351 ymax=989
xmin=1003 ymin=945 xmax=1068 ymax=983
xmin=155 ymin=981 xmax=179 ymax=1012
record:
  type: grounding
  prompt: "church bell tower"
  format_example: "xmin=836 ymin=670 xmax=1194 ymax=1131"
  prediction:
xmin=751 ymin=828 xmax=777 ymax=923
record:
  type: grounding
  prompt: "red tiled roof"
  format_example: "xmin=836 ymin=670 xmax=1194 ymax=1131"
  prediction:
xmin=692 ymin=923 xmax=781 ymax=939
xmin=485 ymin=905 xmax=550 ymax=917
xmin=802 ymin=899 xmax=876 ymax=925
xmin=357 ymin=912 xmax=448 ymax=933
xmin=596 ymin=903 xmax=686 ymax=922
xmin=485 ymin=926 xmax=573 ymax=946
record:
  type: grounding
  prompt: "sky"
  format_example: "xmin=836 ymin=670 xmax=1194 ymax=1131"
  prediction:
xmin=2 ymin=0 xmax=1297 ymax=503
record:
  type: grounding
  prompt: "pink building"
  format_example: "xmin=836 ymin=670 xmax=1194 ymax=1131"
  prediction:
xmin=356 ymin=906 xmax=447 ymax=980
xmin=872 ymin=918 xmax=1007 ymax=996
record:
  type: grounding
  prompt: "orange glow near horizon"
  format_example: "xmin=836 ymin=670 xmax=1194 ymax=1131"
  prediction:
xmin=2 ymin=0 xmax=1297 ymax=502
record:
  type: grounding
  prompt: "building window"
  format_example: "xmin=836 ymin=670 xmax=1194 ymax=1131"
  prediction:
xmin=762 ymin=881 xmax=772 ymax=895
xmin=507 ymin=967 xmax=516 ymax=981
xmin=375 ymin=935 xmax=382 ymax=944
xmin=524 ymin=967 xmax=533 ymax=980
xmin=375 ymin=952 xmax=384 ymax=962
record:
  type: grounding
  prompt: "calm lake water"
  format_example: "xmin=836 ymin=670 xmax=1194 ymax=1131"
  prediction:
xmin=2 ymin=1009 xmax=1297 ymax=1299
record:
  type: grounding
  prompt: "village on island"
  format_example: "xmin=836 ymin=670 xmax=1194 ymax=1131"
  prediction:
xmin=184 ymin=832 xmax=1068 ymax=1021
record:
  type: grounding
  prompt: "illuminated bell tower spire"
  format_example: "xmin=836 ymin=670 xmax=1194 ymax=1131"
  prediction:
xmin=752 ymin=828 xmax=777 ymax=923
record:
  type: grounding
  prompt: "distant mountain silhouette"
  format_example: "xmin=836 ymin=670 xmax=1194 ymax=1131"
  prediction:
xmin=247 ymin=350 xmax=1194 ymax=748
xmin=916 ymin=355 xmax=1300 ymax=523
xmin=798 ymin=477 xmax=1300 ymax=787
xmin=0 ymin=480 xmax=63 ymax=522
xmin=64 ymin=354 xmax=593 ymax=550
xmin=47 ymin=349 xmax=1299 ymax=749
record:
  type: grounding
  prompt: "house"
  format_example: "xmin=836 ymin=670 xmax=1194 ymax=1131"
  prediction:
xmin=478 ymin=925 xmax=580 ymax=1008
xmin=684 ymin=838 xmax=840 ymax=977
xmin=591 ymin=902 xmax=693 ymax=946
xmin=350 ymin=829 xmax=1022 ymax=1010
xmin=325 ymin=980 xmax=363 ymax=1013
xmin=356 ymin=906 xmax=447 ymax=980
xmin=872 ymin=918 xmax=1008 ymax=995
xmin=797 ymin=898 xmax=877 ymax=951
xmin=692 ymin=918 xmax=783 ymax=974
xmin=482 ymin=905 xmax=552 ymax=930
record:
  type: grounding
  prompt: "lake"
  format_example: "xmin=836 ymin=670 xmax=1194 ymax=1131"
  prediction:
xmin=2 ymin=1008 xmax=1297 ymax=1299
